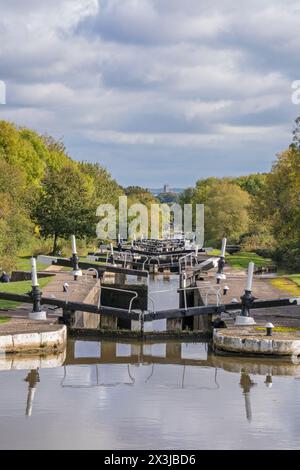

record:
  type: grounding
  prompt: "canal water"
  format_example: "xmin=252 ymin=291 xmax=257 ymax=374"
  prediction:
xmin=1 ymin=275 xmax=300 ymax=449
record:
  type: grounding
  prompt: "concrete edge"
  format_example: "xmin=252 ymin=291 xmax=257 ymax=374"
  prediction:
xmin=213 ymin=329 xmax=300 ymax=357
xmin=0 ymin=325 xmax=67 ymax=354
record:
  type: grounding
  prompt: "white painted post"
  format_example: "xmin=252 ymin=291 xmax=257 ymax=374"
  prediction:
xmin=31 ymin=258 xmax=39 ymax=287
xmin=71 ymin=235 xmax=77 ymax=254
xmin=71 ymin=235 xmax=82 ymax=281
xmin=246 ymin=262 xmax=255 ymax=291
xmin=235 ymin=261 xmax=256 ymax=325
xmin=221 ymin=238 xmax=227 ymax=258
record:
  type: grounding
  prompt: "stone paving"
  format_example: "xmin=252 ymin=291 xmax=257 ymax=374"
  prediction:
xmin=0 ymin=318 xmax=64 ymax=336
xmin=197 ymin=266 xmax=300 ymax=327
xmin=0 ymin=270 xmax=98 ymax=351
xmin=0 ymin=270 xmax=100 ymax=321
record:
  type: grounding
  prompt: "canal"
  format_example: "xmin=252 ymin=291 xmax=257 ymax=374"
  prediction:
xmin=1 ymin=276 xmax=300 ymax=449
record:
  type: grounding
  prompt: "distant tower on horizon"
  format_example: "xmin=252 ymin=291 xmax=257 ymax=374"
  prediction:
xmin=163 ymin=184 xmax=170 ymax=193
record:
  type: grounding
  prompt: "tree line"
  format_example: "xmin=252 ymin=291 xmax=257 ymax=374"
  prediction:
xmin=1 ymin=117 xmax=300 ymax=272
xmin=0 ymin=120 xmax=122 ymax=271
xmin=179 ymin=117 xmax=300 ymax=270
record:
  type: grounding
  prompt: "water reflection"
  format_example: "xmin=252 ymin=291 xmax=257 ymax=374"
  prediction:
xmin=24 ymin=369 xmax=40 ymax=417
xmin=61 ymin=364 xmax=135 ymax=388
xmin=240 ymin=373 xmax=256 ymax=423
xmin=1 ymin=340 xmax=300 ymax=449
xmin=62 ymin=339 xmax=300 ymax=428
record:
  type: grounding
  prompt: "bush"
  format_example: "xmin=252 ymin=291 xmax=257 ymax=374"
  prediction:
xmin=273 ymin=245 xmax=300 ymax=272
xmin=241 ymin=232 xmax=276 ymax=259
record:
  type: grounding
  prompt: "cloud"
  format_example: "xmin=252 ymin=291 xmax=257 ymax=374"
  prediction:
xmin=0 ymin=0 xmax=298 ymax=186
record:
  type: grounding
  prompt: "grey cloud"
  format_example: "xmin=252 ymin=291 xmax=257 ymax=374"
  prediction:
xmin=0 ymin=0 xmax=299 ymax=186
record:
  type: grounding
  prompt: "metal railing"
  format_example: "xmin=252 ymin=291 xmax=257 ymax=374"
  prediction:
xmin=179 ymin=252 xmax=199 ymax=274
xmin=98 ymin=285 xmax=139 ymax=313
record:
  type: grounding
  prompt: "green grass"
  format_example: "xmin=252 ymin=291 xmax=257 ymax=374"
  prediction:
xmin=255 ymin=326 xmax=300 ymax=333
xmin=226 ymin=251 xmax=272 ymax=269
xmin=286 ymin=274 xmax=300 ymax=287
xmin=0 ymin=277 xmax=53 ymax=311
xmin=0 ymin=316 xmax=10 ymax=325
xmin=270 ymin=276 xmax=300 ymax=296
xmin=209 ymin=249 xmax=223 ymax=256
xmin=209 ymin=250 xmax=272 ymax=269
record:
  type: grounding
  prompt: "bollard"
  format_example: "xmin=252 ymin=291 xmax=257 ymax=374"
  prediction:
xmin=265 ymin=322 xmax=274 ymax=336
xmin=63 ymin=282 xmax=69 ymax=293
xmin=223 ymin=285 xmax=229 ymax=296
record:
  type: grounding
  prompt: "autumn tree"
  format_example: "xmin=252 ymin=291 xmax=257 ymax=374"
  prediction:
xmin=0 ymin=160 xmax=32 ymax=271
xmin=32 ymin=166 xmax=97 ymax=254
xmin=79 ymin=162 xmax=123 ymax=207
xmin=192 ymin=179 xmax=250 ymax=246
xmin=254 ymin=145 xmax=300 ymax=268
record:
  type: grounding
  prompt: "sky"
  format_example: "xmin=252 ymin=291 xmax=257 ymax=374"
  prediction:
xmin=0 ymin=0 xmax=299 ymax=187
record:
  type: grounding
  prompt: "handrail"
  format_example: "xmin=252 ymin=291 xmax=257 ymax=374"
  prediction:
xmin=204 ymin=285 xmax=222 ymax=307
xmin=99 ymin=285 xmax=139 ymax=313
xmin=179 ymin=253 xmax=195 ymax=273
xmin=85 ymin=268 xmax=99 ymax=282
xmin=147 ymin=256 xmax=161 ymax=266
xmin=142 ymin=256 xmax=149 ymax=271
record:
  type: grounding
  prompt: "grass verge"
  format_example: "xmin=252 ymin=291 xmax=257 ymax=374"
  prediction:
xmin=286 ymin=274 xmax=300 ymax=287
xmin=0 ymin=277 xmax=53 ymax=311
xmin=270 ymin=277 xmax=300 ymax=296
xmin=255 ymin=326 xmax=300 ymax=333
xmin=210 ymin=250 xmax=272 ymax=269
xmin=16 ymin=256 xmax=48 ymax=272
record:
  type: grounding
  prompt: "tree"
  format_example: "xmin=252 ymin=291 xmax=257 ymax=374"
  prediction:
xmin=231 ymin=173 xmax=267 ymax=197
xmin=0 ymin=160 xmax=32 ymax=271
xmin=123 ymin=186 xmax=159 ymax=237
xmin=254 ymin=144 xmax=300 ymax=269
xmin=79 ymin=161 xmax=123 ymax=207
xmin=0 ymin=120 xmax=126 ymax=264
xmin=192 ymin=180 xmax=250 ymax=246
xmin=124 ymin=186 xmax=157 ymax=204
xmin=179 ymin=187 xmax=194 ymax=205
xmin=292 ymin=116 xmax=300 ymax=150
xmin=32 ymin=166 xmax=97 ymax=253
